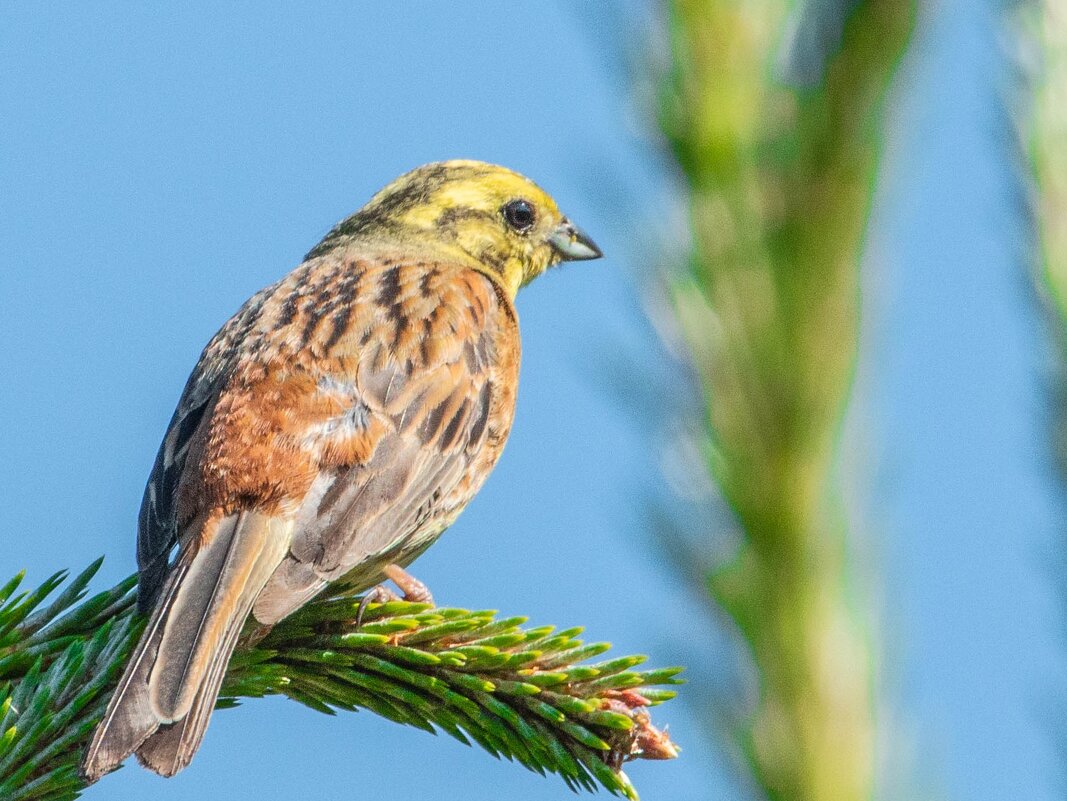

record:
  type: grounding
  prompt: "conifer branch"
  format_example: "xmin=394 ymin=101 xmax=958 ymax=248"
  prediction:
xmin=0 ymin=560 xmax=681 ymax=801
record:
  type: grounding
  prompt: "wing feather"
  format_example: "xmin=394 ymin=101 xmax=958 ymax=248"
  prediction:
xmin=137 ymin=253 xmax=514 ymax=632
xmin=253 ymin=261 xmax=511 ymax=623
xmin=136 ymin=286 xmax=275 ymax=611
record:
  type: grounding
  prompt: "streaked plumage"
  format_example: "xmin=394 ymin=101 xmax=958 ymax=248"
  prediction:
xmin=81 ymin=160 xmax=601 ymax=781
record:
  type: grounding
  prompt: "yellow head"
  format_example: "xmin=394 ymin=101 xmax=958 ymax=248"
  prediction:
xmin=310 ymin=160 xmax=602 ymax=297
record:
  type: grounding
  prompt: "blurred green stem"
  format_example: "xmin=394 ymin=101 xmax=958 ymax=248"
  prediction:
xmin=657 ymin=2 xmax=913 ymax=799
xmin=1031 ymin=2 xmax=1067 ymax=322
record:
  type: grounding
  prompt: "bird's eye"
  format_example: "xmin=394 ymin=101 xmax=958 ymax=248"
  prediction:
xmin=503 ymin=199 xmax=536 ymax=233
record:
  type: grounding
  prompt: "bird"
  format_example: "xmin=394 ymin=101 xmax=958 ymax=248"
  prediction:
xmin=81 ymin=160 xmax=601 ymax=782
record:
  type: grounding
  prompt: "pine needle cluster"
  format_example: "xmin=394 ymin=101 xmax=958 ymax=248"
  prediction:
xmin=0 ymin=560 xmax=681 ymax=801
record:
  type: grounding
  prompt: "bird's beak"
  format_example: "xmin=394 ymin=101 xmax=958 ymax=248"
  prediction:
xmin=549 ymin=218 xmax=603 ymax=261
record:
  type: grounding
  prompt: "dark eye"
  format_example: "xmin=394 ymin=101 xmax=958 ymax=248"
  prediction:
xmin=503 ymin=199 xmax=536 ymax=232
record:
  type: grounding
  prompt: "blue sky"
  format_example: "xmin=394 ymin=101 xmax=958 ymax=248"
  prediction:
xmin=858 ymin=3 xmax=1064 ymax=799
xmin=0 ymin=2 xmax=1061 ymax=801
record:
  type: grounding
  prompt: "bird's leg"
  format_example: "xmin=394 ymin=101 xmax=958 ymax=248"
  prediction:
xmin=355 ymin=565 xmax=435 ymax=627
xmin=382 ymin=564 xmax=435 ymax=606
xmin=239 ymin=621 xmax=275 ymax=649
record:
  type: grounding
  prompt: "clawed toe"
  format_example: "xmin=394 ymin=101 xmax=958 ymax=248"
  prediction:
xmin=238 ymin=621 xmax=275 ymax=649
xmin=382 ymin=564 xmax=435 ymax=606
xmin=356 ymin=565 xmax=435 ymax=627
xmin=355 ymin=584 xmax=401 ymax=626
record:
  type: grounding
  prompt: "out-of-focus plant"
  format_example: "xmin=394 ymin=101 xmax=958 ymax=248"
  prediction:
xmin=1022 ymin=1 xmax=1067 ymax=754
xmin=652 ymin=2 xmax=913 ymax=800
xmin=1028 ymin=3 xmax=1067 ymax=331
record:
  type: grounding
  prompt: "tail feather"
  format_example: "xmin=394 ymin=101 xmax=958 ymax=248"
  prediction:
xmin=136 ymin=515 xmax=289 ymax=775
xmin=149 ymin=512 xmax=288 ymax=721
xmin=80 ymin=511 xmax=290 ymax=782
xmin=81 ymin=553 xmax=192 ymax=782
xmin=135 ymin=581 xmax=250 ymax=776
xmin=253 ymin=557 xmax=327 ymax=625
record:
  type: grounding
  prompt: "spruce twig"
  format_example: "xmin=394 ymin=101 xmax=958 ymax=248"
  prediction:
xmin=0 ymin=561 xmax=681 ymax=801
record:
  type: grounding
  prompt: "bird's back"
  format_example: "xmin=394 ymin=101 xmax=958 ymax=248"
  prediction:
xmin=141 ymin=246 xmax=521 ymax=621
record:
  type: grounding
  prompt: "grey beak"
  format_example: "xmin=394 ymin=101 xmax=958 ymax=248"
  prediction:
xmin=549 ymin=218 xmax=603 ymax=261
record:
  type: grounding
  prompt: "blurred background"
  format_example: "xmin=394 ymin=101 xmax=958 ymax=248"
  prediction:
xmin=1 ymin=2 xmax=1063 ymax=800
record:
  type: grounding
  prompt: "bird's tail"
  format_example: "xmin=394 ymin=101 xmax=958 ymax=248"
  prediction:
xmin=81 ymin=511 xmax=291 ymax=782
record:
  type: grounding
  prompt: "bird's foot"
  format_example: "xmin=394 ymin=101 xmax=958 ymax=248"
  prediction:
xmin=355 ymin=585 xmax=399 ymax=627
xmin=382 ymin=564 xmax=434 ymax=606
xmin=356 ymin=565 xmax=435 ymax=626
xmin=238 ymin=621 xmax=275 ymax=649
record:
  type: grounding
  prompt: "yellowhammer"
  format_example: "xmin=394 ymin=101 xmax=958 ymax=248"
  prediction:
xmin=82 ymin=160 xmax=601 ymax=781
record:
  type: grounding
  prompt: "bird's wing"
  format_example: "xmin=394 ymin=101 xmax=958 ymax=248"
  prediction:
xmin=135 ymin=285 xmax=276 ymax=612
xmin=251 ymin=256 xmax=517 ymax=623
xmin=136 ymin=250 xmax=515 ymax=625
